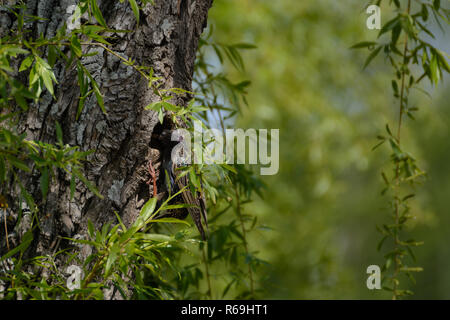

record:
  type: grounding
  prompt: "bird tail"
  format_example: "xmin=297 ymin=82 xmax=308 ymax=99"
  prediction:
xmin=180 ymin=186 xmax=208 ymax=241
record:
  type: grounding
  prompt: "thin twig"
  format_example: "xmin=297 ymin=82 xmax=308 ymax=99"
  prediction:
xmin=202 ymin=246 xmax=212 ymax=299
xmin=3 ymin=209 xmax=10 ymax=251
xmin=147 ymin=160 xmax=157 ymax=198
xmin=234 ymin=187 xmax=254 ymax=297
xmin=392 ymin=0 xmax=411 ymax=300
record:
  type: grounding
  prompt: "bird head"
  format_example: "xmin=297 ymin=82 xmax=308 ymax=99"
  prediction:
xmin=159 ymin=129 xmax=184 ymax=147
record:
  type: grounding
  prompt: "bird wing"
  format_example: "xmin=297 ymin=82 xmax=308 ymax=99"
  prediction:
xmin=199 ymin=190 xmax=208 ymax=236
xmin=175 ymin=172 xmax=208 ymax=240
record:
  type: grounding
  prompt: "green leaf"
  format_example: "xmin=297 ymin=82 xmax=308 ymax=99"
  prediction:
xmin=377 ymin=235 xmax=388 ymax=251
xmin=29 ymin=64 xmax=40 ymax=87
xmin=372 ymin=139 xmax=386 ymax=151
xmin=14 ymin=92 xmax=28 ymax=110
xmin=421 ymin=4 xmax=429 ymax=21
xmin=93 ymin=82 xmax=106 ymax=114
xmin=18 ymin=180 xmax=36 ymax=212
xmin=402 ymin=194 xmax=415 ymax=201
xmin=1 ymin=230 xmax=33 ymax=260
xmin=70 ymin=35 xmax=82 ymax=58
xmin=114 ymin=211 xmax=127 ymax=232
xmin=400 ymin=14 xmax=417 ymax=39
xmin=363 ymin=46 xmax=382 ymax=69
xmin=221 ymin=163 xmax=237 ymax=174
xmin=391 ymin=24 xmax=402 ymax=45
xmin=222 ymin=279 xmax=236 ymax=298
xmin=391 ymin=80 xmax=399 ymax=96
xmin=158 ymin=108 xmax=164 ymax=124
xmin=141 ymin=197 xmax=157 ymax=222
xmin=77 ymin=62 xmax=87 ymax=90
xmin=385 ymin=257 xmax=392 ymax=270
xmin=162 ymin=101 xmax=179 ymax=112
xmin=163 ymin=203 xmax=196 ymax=210
xmin=433 ymin=0 xmax=440 ymax=10
xmin=378 ymin=17 xmax=399 ymax=38
xmin=232 ymin=43 xmax=257 ymax=50
xmin=385 ymin=123 xmax=393 ymax=136
xmin=90 ymin=0 xmax=108 ymax=27
xmin=6 ymin=155 xmax=30 ymax=172
xmin=85 ymin=69 xmax=106 ymax=114
xmin=212 ymin=44 xmax=224 ymax=63
xmin=406 ymin=245 xmax=416 ymax=262
xmin=0 ymin=157 xmax=5 ymax=182
xmin=400 ymin=267 xmax=423 ymax=273
xmin=40 ymin=68 xmax=55 ymax=96
xmin=145 ymin=101 xmax=163 ymax=111
xmin=129 ymin=0 xmax=140 ymax=25
xmin=35 ymin=56 xmax=57 ymax=97
xmin=135 ymin=233 xmax=173 ymax=242
xmin=350 ymin=41 xmax=377 ymax=49
xmin=435 ymin=49 xmax=450 ymax=73
xmin=190 ymin=105 xmax=209 ymax=113
xmin=72 ymin=167 xmax=103 ymax=199
xmin=105 ymin=243 xmax=119 ymax=276
xmin=19 ymin=55 xmax=34 ymax=72
xmin=48 ymin=45 xmax=58 ymax=67
xmin=430 ymin=52 xmax=439 ymax=85
xmin=88 ymin=220 xmax=95 ymax=238
xmin=148 ymin=217 xmax=191 ymax=226
xmin=189 ymin=167 xmax=201 ymax=189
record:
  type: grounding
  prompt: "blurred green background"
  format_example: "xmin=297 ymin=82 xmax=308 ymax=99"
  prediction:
xmin=207 ymin=0 xmax=450 ymax=299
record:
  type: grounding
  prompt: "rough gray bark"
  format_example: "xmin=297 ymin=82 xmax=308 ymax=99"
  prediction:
xmin=0 ymin=0 xmax=212 ymax=285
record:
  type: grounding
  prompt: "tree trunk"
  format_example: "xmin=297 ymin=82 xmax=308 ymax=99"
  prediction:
xmin=0 ymin=0 xmax=212 ymax=285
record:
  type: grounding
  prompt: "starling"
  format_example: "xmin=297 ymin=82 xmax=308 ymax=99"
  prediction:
xmin=154 ymin=129 xmax=208 ymax=240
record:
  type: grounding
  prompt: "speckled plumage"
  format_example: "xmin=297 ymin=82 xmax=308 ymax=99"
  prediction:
xmin=157 ymin=129 xmax=208 ymax=240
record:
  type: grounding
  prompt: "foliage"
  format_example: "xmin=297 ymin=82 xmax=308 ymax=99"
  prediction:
xmin=2 ymin=0 xmax=449 ymax=301
xmin=208 ymin=0 xmax=449 ymax=299
xmin=0 ymin=0 xmax=265 ymax=300
xmin=353 ymin=0 xmax=449 ymax=299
